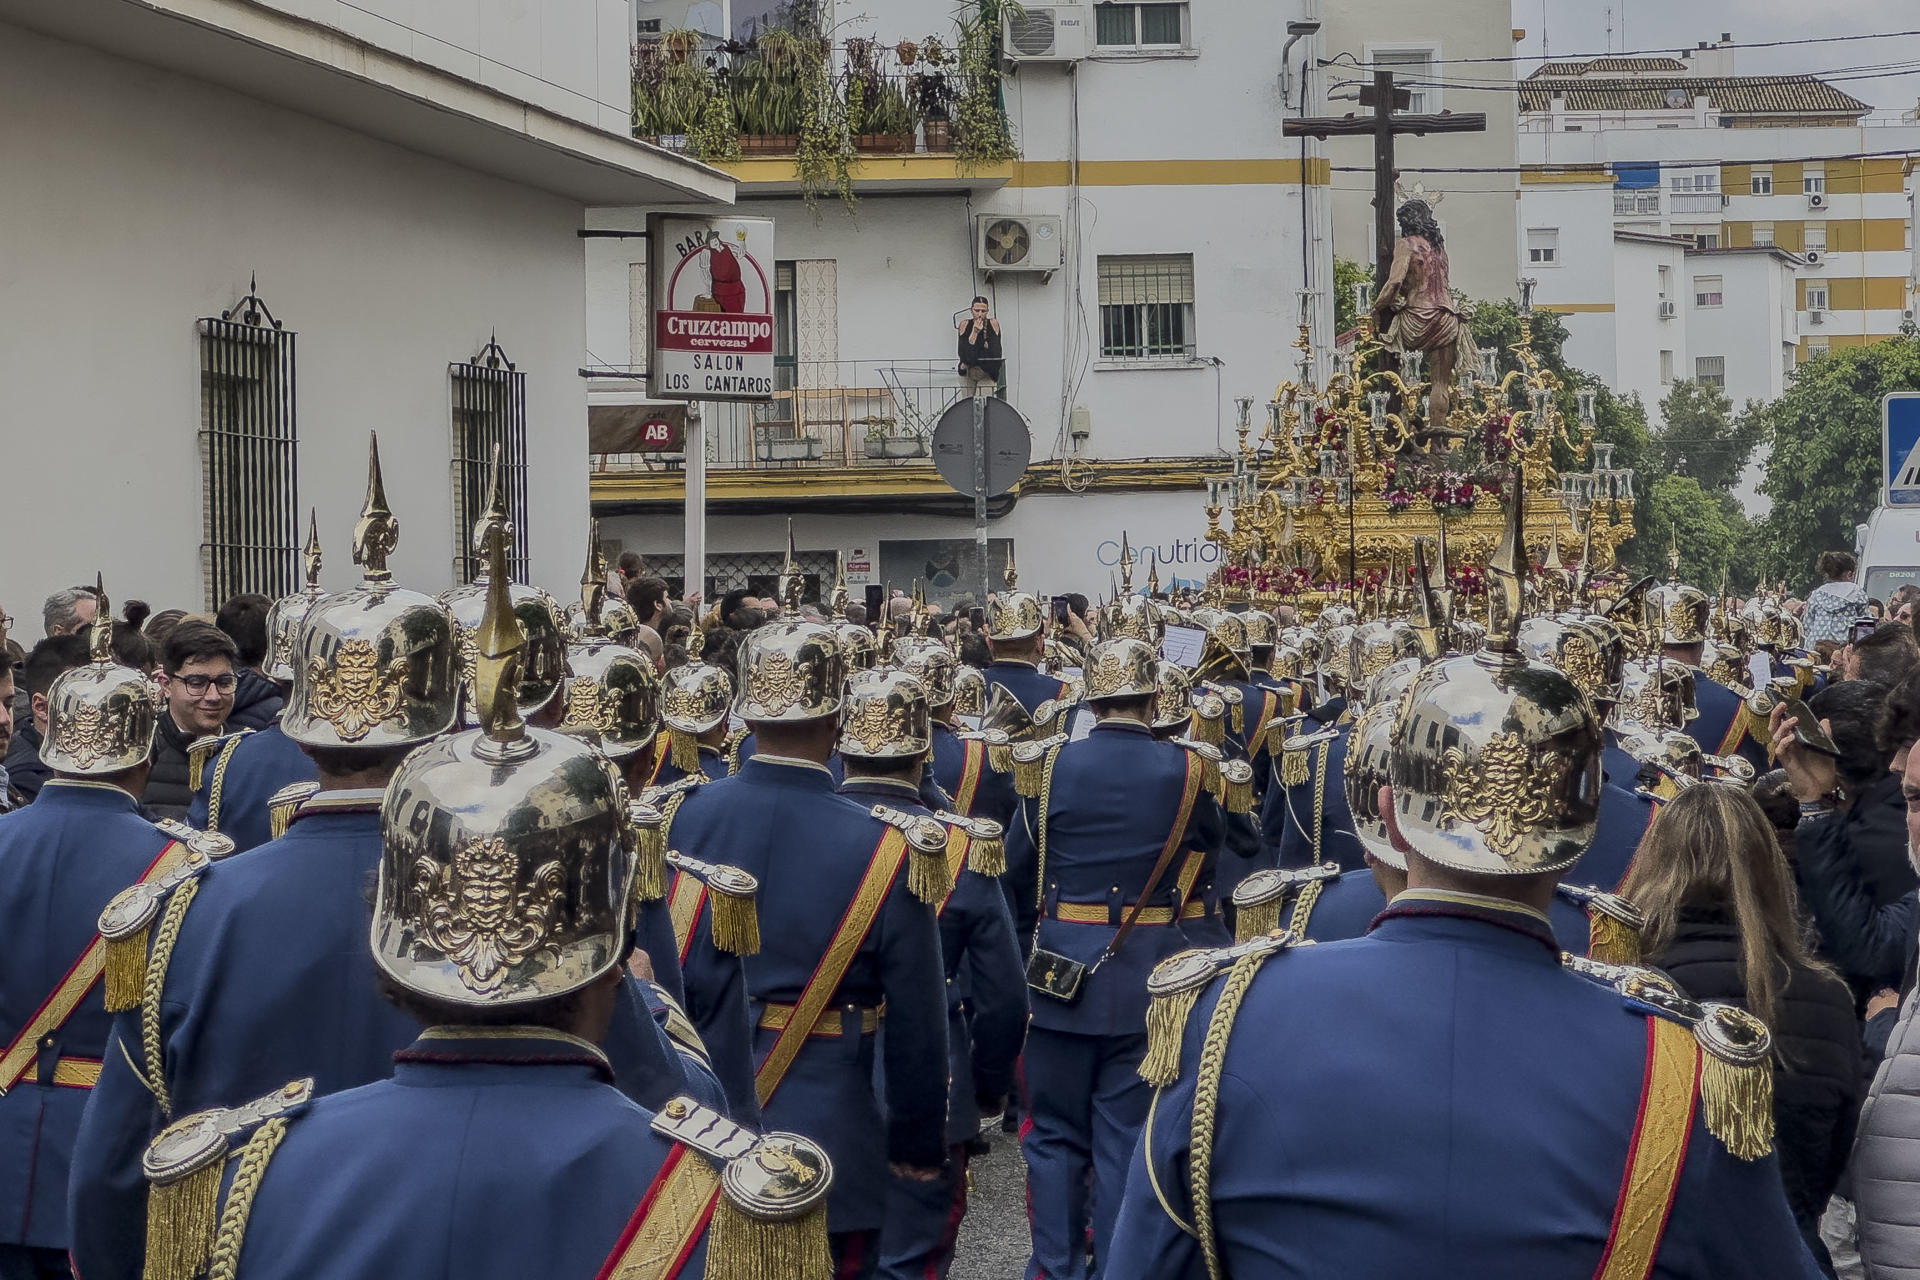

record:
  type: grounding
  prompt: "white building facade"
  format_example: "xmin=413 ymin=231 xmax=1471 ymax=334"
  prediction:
xmin=2 ymin=0 xmax=729 ymax=633
xmin=590 ymin=0 xmax=1332 ymax=605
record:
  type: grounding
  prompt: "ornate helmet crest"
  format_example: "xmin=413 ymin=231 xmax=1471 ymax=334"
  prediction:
xmin=372 ymin=518 xmax=636 ymax=1007
xmin=661 ymin=662 xmax=733 ymax=735
xmin=264 ymin=510 xmax=327 ymax=683
xmin=40 ymin=574 xmax=158 ymax=776
xmin=950 ymin=664 xmax=988 ymax=724
xmin=1084 ymin=637 xmax=1159 ymax=704
xmin=891 ymin=636 xmax=958 ymax=708
xmin=838 ymin=669 xmax=932 ymax=761
xmin=281 ymin=434 xmax=460 ymax=750
xmin=984 ymin=592 xmax=1045 ymax=642
xmin=734 ymin=620 xmax=845 ymax=723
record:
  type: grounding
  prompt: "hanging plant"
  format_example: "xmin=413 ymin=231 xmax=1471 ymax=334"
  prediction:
xmin=954 ymin=0 xmax=1018 ymax=170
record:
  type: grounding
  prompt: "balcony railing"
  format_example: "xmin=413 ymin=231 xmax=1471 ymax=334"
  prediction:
xmin=1613 ymin=191 xmax=1662 ymax=216
xmin=594 ymin=359 xmax=981 ymax=474
xmin=1671 ymin=192 xmax=1723 ymax=214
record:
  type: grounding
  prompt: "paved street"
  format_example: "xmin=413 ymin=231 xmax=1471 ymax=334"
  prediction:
xmin=953 ymin=1132 xmax=1029 ymax=1278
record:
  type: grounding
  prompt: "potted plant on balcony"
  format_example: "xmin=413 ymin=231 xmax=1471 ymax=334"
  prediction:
xmin=911 ymin=36 xmax=957 ymax=153
xmin=634 ymin=33 xmax=718 ymax=152
xmin=845 ymin=37 xmax=915 ymax=154
xmin=731 ymin=29 xmax=807 ymax=154
xmin=861 ymin=416 xmax=927 ymax=458
xmin=954 ymin=2 xmax=1018 ymax=170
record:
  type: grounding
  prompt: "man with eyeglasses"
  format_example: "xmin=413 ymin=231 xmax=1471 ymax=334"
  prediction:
xmin=145 ymin=620 xmax=238 ymax=820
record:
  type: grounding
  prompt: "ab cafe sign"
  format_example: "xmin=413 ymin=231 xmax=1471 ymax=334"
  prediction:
xmin=647 ymin=214 xmax=778 ymax=402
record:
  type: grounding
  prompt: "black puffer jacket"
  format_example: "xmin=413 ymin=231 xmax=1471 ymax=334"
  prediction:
xmin=226 ymin=669 xmax=284 ymax=732
xmin=1651 ymin=909 xmax=1864 ymax=1261
xmin=143 ymin=711 xmax=198 ymax=821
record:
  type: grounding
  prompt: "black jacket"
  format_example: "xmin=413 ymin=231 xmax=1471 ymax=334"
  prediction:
xmin=3 ymin=722 xmax=50 ymax=804
xmin=226 ymin=669 xmax=284 ymax=733
xmin=143 ymin=711 xmax=198 ymax=821
xmin=1651 ymin=910 xmax=1864 ymax=1249
xmin=1795 ymin=810 xmax=1920 ymax=998
xmin=1841 ymin=771 xmax=1917 ymax=907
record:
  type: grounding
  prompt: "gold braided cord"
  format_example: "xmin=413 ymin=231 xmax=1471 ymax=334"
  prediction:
xmin=206 ymin=737 xmax=242 ymax=833
xmin=142 ymin=877 xmax=199 ymax=1118
xmin=1191 ymin=949 xmax=1273 ymax=1280
xmin=1286 ymin=879 xmax=1325 ymax=938
xmin=1033 ymin=745 xmax=1062 ymax=917
xmin=660 ymin=791 xmax=690 ymax=850
xmin=207 ymin=1116 xmax=290 ymax=1280
xmin=1309 ymin=741 xmax=1329 ymax=864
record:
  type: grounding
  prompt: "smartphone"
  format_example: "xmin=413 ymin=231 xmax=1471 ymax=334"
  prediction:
xmin=1777 ymin=696 xmax=1840 ymax=758
xmin=1050 ymin=595 xmax=1071 ymax=624
xmin=1851 ymin=616 xmax=1880 ymax=643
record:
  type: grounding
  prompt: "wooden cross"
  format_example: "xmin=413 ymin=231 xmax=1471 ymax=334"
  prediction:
xmin=1284 ymin=69 xmax=1487 ymax=292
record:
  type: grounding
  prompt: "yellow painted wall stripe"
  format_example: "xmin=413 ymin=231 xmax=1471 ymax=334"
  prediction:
xmin=1520 ymin=167 xmax=1610 ymax=184
xmin=1541 ymin=303 xmax=1616 ymax=314
xmin=1006 ymin=157 xmax=1330 ymax=188
xmin=1828 ymin=219 xmax=1907 ymax=253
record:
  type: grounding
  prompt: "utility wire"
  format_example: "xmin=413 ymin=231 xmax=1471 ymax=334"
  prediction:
xmin=1344 ymin=27 xmax=1920 ymax=69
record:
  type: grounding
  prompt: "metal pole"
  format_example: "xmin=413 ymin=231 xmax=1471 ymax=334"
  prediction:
xmin=972 ymin=386 xmax=989 ymax=605
xmin=684 ymin=402 xmax=707 ymax=608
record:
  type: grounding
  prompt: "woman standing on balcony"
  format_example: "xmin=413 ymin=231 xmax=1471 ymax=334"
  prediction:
xmin=958 ymin=295 xmax=1003 ymax=389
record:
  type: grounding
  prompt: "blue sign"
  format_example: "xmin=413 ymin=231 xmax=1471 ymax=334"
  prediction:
xmin=1886 ymin=393 xmax=1920 ymax=507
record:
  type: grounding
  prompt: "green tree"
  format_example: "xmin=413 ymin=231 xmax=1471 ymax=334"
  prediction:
xmin=1655 ymin=379 xmax=1764 ymax=493
xmin=1750 ymin=336 xmax=1920 ymax=587
xmin=1624 ymin=476 xmax=1747 ymax=589
xmin=1333 ymin=257 xmax=1370 ymax=336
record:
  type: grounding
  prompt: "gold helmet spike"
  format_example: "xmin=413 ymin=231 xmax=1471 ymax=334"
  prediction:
xmin=1544 ymin=512 xmax=1565 ymax=573
xmin=471 ymin=523 xmax=529 ymax=755
xmin=1146 ymin=549 xmax=1161 ymax=599
xmin=1119 ymin=533 xmax=1134 ymax=595
xmin=779 ymin=518 xmax=802 ymax=612
xmin=89 ymin=571 xmax=110 ymax=664
xmin=579 ymin=519 xmax=607 ymax=629
xmin=473 ymin=444 xmax=510 ymax=558
xmin=1485 ymin=465 xmax=1527 ymax=656
xmin=830 ymin=552 xmax=850 ymax=620
xmin=1409 ymin=539 xmax=1441 ymax=660
xmin=352 ymin=432 xmax=399 ymax=584
xmin=911 ymin=581 xmax=929 ymax=637
xmin=302 ymin=509 xmax=323 ymax=590
xmin=1004 ymin=543 xmax=1019 ymax=591
xmin=1666 ymin=522 xmax=1682 ymax=583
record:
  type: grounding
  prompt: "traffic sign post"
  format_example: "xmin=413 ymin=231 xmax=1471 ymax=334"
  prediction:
xmin=1883 ymin=392 xmax=1920 ymax=507
xmin=932 ymin=395 xmax=1031 ymax=605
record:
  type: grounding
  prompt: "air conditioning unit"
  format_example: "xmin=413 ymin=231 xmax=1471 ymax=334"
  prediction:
xmin=1808 ymin=192 xmax=1827 ymax=209
xmin=1003 ymin=3 xmax=1089 ymax=62
xmin=976 ymin=214 xmax=1066 ymax=275
xmin=1658 ymin=300 xmax=1678 ymax=319
xmin=1804 ymin=250 xmax=1822 ymax=266
xmin=1808 ymin=308 xmax=1826 ymax=325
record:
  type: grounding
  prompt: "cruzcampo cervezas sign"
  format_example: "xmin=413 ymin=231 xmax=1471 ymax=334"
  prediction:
xmin=647 ymin=214 xmax=776 ymax=402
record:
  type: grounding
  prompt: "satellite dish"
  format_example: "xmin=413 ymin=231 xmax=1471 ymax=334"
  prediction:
xmin=932 ymin=397 xmax=1032 ymax=498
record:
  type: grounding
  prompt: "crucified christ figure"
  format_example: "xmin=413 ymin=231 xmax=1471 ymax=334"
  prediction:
xmin=1371 ymin=199 xmax=1477 ymax=449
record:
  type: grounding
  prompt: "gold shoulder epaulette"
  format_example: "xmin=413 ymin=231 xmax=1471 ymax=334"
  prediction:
xmin=935 ymin=810 xmax=1006 ymax=877
xmin=97 ymin=845 xmax=222 ymax=1013
xmin=1199 ymin=680 xmax=1246 ymax=737
xmin=1168 ymin=737 xmax=1224 ymax=800
xmin=1189 ymin=691 xmax=1227 ymax=748
xmin=629 ymin=802 xmax=668 ymax=903
xmin=960 ymin=727 xmax=1014 ymax=774
xmin=1561 ymin=956 xmax=1775 ymax=1161
xmin=649 ymin=1096 xmax=833 ymax=1280
xmin=1230 ymin=863 xmax=1340 ymax=943
xmin=641 ymin=774 xmax=708 ymax=805
xmin=1219 ymin=758 xmax=1255 ymax=814
xmin=1557 ymin=884 xmax=1647 ymax=966
xmin=867 ymin=804 xmax=955 ymax=906
xmin=185 ymin=731 xmax=251 ymax=792
xmin=266 ymin=781 xmax=322 ymax=841
xmin=1141 ymin=932 xmax=1299 ymax=1087
xmin=142 ymin=1078 xmax=313 ymax=1280
xmin=1011 ymin=734 xmax=1068 ymax=799
xmin=665 ymin=852 xmax=760 ymax=955
xmin=723 ymin=727 xmax=750 ymax=775
xmin=1031 ymin=697 xmax=1066 ymax=736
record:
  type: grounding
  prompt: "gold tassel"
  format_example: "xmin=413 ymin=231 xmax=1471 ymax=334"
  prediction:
xmin=1013 ymin=753 xmax=1045 ymax=798
xmin=1225 ymin=770 xmax=1253 ymax=815
xmin=1139 ymin=986 xmax=1203 ymax=1087
xmin=187 ymin=749 xmax=207 ymax=793
xmin=967 ymin=833 xmax=1006 ymax=877
xmin=704 ymin=1194 xmax=832 ymax=1280
xmin=1191 ymin=712 xmax=1224 ymax=747
xmin=144 ymin=1160 xmax=222 ymax=1280
xmin=1586 ymin=910 xmax=1642 ymax=966
xmin=104 ymin=928 xmax=150 ymax=1013
xmin=708 ymin=885 xmax=761 ymax=957
xmin=987 ymin=741 xmax=1013 ymax=774
xmin=1234 ymin=898 xmax=1281 ymax=945
xmin=668 ymin=727 xmax=700 ymax=773
xmin=268 ymin=800 xmax=295 ymax=840
xmin=1202 ymin=756 xmax=1223 ymax=802
xmin=1702 ymin=1055 xmax=1774 ymax=1162
xmin=632 ymin=823 xmax=668 ymax=903
xmin=1281 ymin=747 xmax=1309 ymax=787
xmin=907 ymin=844 xmax=947 ymax=906
xmin=1230 ymin=701 xmax=1245 ymax=737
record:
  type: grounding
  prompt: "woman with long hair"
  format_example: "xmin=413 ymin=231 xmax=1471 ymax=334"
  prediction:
xmin=1622 ymin=783 xmax=1863 ymax=1274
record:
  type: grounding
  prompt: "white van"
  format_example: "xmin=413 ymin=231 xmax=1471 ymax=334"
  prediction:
xmin=1856 ymin=505 xmax=1920 ymax=600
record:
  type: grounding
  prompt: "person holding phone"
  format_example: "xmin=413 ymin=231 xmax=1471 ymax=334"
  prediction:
xmin=957 ymin=296 xmax=1003 ymax=389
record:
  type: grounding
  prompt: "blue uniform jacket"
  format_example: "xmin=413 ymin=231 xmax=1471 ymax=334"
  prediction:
xmin=68 ymin=797 xmax=718 ymax=1280
xmin=984 ymin=659 xmax=1069 ymax=715
xmin=1267 ymin=712 xmax=1360 ymax=872
xmin=666 ymin=756 xmax=950 ymax=1231
xmin=1583 ymin=777 xmax=1654 ymax=893
xmin=841 ymin=777 xmax=1027 ymax=1141
xmin=929 ymin=720 xmax=1019 ymax=832
xmin=1006 ymin=720 xmax=1226 ymax=1036
xmin=0 ymin=781 xmax=172 ymax=1250
xmin=649 ymin=742 xmax=730 ymax=789
xmin=1110 ymin=893 xmax=1823 ymax=1280
xmin=186 ymin=722 xmax=316 ymax=855
xmin=211 ymin=1029 xmax=712 ymax=1280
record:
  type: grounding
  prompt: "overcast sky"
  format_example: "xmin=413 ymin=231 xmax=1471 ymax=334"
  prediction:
xmin=1510 ymin=0 xmax=1920 ymax=117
